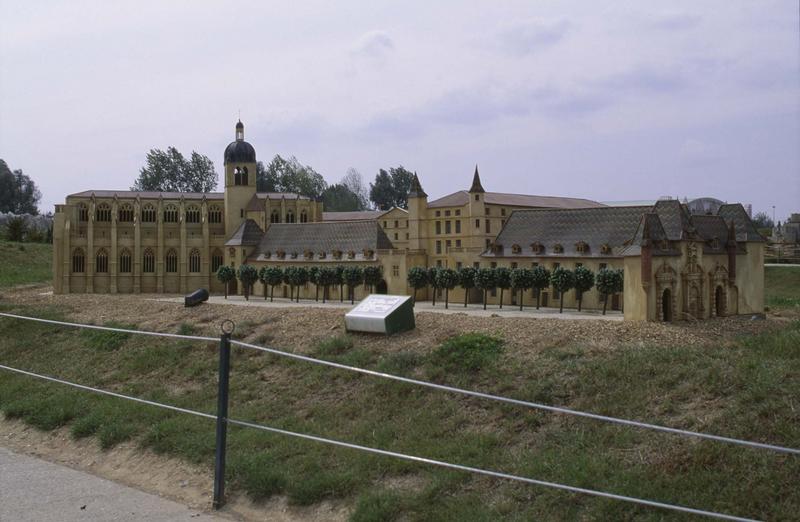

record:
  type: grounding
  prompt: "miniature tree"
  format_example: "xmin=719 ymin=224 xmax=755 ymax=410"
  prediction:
xmin=510 ymin=267 xmax=534 ymax=311
xmin=550 ymin=267 xmax=575 ymax=313
xmin=436 ymin=268 xmax=459 ymax=309
xmin=427 ymin=266 xmax=441 ymax=306
xmin=258 ymin=266 xmax=269 ymax=300
xmin=406 ymin=266 xmax=428 ymax=305
xmin=475 ymin=267 xmax=497 ymax=310
xmin=237 ymin=264 xmax=259 ymax=301
xmin=319 ymin=267 xmax=337 ymax=302
xmin=573 ymin=266 xmax=595 ymax=312
xmin=363 ymin=266 xmax=383 ymax=294
xmin=494 ymin=267 xmax=512 ymax=309
xmin=216 ymin=265 xmax=235 ymax=299
xmin=530 ymin=266 xmax=551 ymax=309
xmin=263 ymin=267 xmax=284 ymax=302
xmin=293 ymin=267 xmax=308 ymax=302
xmin=596 ymin=268 xmax=624 ymax=315
xmin=335 ymin=265 xmax=346 ymax=302
xmin=458 ymin=266 xmax=477 ymax=308
xmin=343 ymin=265 xmax=364 ymax=304
xmin=283 ymin=266 xmax=297 ymax=302
xmin=308 ymin=266 xmax=321 ymax=301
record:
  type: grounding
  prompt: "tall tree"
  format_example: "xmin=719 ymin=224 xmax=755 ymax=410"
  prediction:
xmin=752 ymin=211 xmax=774 ymax=229
xmin=321 ymin=184 xmax=363 ymax=211
xmin=257 ymin=154 xmax=327 ymax=199
xmin=0 ymin=159 xmax=41 ymax=215
xmin=369 ymin=166 xmax=415 ymax=210
xmin=132 ymin=147 xmax=218 ymax=192
xmin=341 ymin=168 xmax=369 ymax=209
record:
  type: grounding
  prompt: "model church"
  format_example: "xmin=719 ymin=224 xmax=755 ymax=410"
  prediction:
xmin=53 ymin=121 xmax=765 ymax=321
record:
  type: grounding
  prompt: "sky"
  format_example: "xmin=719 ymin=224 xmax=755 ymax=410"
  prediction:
xmin=1 ymin=1 xmax=798 ymax=220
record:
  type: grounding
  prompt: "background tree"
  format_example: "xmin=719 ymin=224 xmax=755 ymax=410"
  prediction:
xmin=343 ymin=266 xmax=364 ymax=304
xmin=510 ymin=268 xmax=534 ymax=311
xmin=237 ymin=264 xmax=259 ymax=301
xmin=596 ymin=268 xmax=624 ymax=315
xmin=0 ymin=159 xmax=41 ymax=215
xmin=531 ymin=266 xmax=551 ymax=309
xmin=216 ymin=266 xmax=235 ymax=299
xmin=475 ymin=268 xmax=497 ymax=310
xmin=283 ymin=267 xmax=298 ymax=302
xmin=427 ymin=266 xmax=441 ymax=306
xmin=341 ymin=168 xmax=369 ymax=209
xmin=321 ymin=184 xmax=364 ymax=211
xmin=257 ymin=154 xmax=326 ymax=199
xmin=293 ymin=267 xmax=309 ymax=302
xmin=573 ymin=266 xmax=596 ymax=312
xmin=436 ymin=268 xmax=459 ymax=309
xmin=407 ymin=266 xmax=428 ymax=305
xmin=457 ymin=267 xmax=477 ymax=308
xmin=495 ymin=267 xmax=512 ymax=309
xmin=551 ymin=267 xmax=575 ymax=313
xmin=369 ymin=166 xmax=415 ymax=210
xmin=751 ymin=211 xmax=774 ymax=229
xmin=131 ymin=148 xmax=217 ymax=192
xmin=308 ymin=267 xmax=321 ymax=301
xmin=263 ymin=267 xmax=284 ymax=302
xmin=363 ymin=266 xmax=383 ymax=294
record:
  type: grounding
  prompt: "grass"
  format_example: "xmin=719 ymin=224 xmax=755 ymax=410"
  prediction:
xmin=1 ymin=303 xmax=799 ymax=521
xmin=764 ymin=265 xmax=800 ymax=309
xmin=0 ymin=239 xmax=52 ymax=288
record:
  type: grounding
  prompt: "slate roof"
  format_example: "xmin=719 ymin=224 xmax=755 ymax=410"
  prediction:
xmin=250 ymin=221 xmax=394 ymax=262
xmin=225 ymin=219 xmax=264 ymax=246
xmin=322 ymin=210 xmax=386 ymax=221
xmin=427 ymin=190 xmax=604 ymax=209
xmin=67 ymin=190 xmax=224 ymax=200
xmin=651 ymin=199 xmax=696 ymax=240
xmin=692 ymin=215 xmax=732 ymax=253
xmin=718 ymin=204 xmax=765 ymax=242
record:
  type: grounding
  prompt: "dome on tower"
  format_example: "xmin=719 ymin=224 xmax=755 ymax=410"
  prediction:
xmin=224 ymin=120 xmax=256 ymax=165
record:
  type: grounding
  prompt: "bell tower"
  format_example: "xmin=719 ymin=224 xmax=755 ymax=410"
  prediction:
xmin=223 ymin=120 xmax=257 ymax=237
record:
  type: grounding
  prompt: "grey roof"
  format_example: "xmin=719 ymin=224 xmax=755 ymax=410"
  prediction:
xmin=225 ymin=219 xmax=264 ymax=246
xmin=408 ymin=173 xmax=427 ymax=198
xmin=224 ymin=140 xmax=256 ymax=164
xmin=469 ymin=166 xmax=485 ymax=193
xmin=651 ymin=199 xmax=696 ymax=240
xmin=427 ymin=190 xmax=604 ymax=209
xmin=692 ymin=215 xmax=732 ymax=253
xmin=67 ymin=190 xmax=224 ymax=200
xmin=251 ymin=221 xmax=393 ymax=262
xmin=322 ymin=210 xmax=385 ymax=221
xmin=718 ymin=204 xmax=765 ymax=242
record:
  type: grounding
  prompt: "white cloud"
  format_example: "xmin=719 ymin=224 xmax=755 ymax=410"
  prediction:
xmin=494 ymin=18 xmax=570 ymax=56
xmin=351 ymin=30 xmax=395 ymax=59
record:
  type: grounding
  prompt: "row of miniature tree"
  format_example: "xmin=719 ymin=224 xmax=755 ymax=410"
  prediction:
xmin=407 ymin=265 xmax=624 ymax=314
xmin=215 ymin=264 xmax=384 ymax=304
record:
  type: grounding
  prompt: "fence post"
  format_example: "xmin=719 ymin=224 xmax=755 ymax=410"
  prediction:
xmin=213 ymin=330 xmax=232 ymax=509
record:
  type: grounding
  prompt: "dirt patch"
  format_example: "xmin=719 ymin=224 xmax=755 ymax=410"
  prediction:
xmin=0 ymin=416 xmax=350 ymax=522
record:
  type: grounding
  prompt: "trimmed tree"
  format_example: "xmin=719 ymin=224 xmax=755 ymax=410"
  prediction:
xmin=263 ymin=267 xmax=284 ymax=302
xmin=258 ymin=266 xmax=269 ymax=300
xmin=597 ymin=268 xmax=624 ymax=315
xmin=495 ymin=267 xmax=512 ymax=309
xmin=309 ymin=267 xmax=321 ymax=301
xmin=343 ymin=266 xmax=364 ymax=304
xmin=363 ymin=266 xmax=383 ymax=294
xmin=335 ymin=265 xmax=346 ymax=302
xmin=283 ymin=266 xmax=297 ymax=302
xmin=475 ymin=268 xmax=497 ymax=310
xmin=510 ymin=268 xmax=534 ymax=311
xmin=573 ymin=266 xmax=596 ymax=312
xmin=550 ymin=267 xmax=575 ymax=313
xmin=216 ymin=265 xmax=235 ymax=299
xmin=457 ymin=266 xmax=477 ymax=308
xmin=531 ymin=266 xmax=551 ymax=309
xmin=294 ymin=267 xmax=309 ymax=302
xmin=427 ymin=266 xmax=441 ymax=306
xmin=319 ymin=267 xmax=338 ymax=303
xmin=237 ymin=264 xmax=258 ymax=301
xmin=407 ymin=266 xmax=428 ymax=305
xmin=436 ymin=268 xmax=459 ymax=309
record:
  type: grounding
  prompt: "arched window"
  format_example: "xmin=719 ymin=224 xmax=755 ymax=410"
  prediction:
xmin=186 ymin=205 xmax=201 ymax=224
xmin=141 ymin=204 xmax=156 ymax=223
xmin=241 ymin=166 xmax=248 ymax=185
xmin=165 ymin=249 xmax=178 ymax=273
xmin=189 ymin=248 xmax=201 ymax=273
xmin=119 ymin=248 xmax=132 ymax=273
xmin=286 ymin=210 xmax=295 ymax=223
xmin=300 ymin=210 xmax=308 ymax=223
xmin=234 ymin=166 xmax=249 ymax=186
xmin=96 ymin=203 xmax=111 ymax=222
xmin=211 ymin=248 xmax=223 ymax=273
xmin=71 ymin=248 xmax=85 ymax=273
xmin=118 ymin=203 xmax=134 ymax=222
xmin=270 ymin=210 xmax=280 ymax=223
xmin=208 ymin=205 xmax=222 ymax=224
xmin=143 ymin=248 xmax=155 ymax=273
xmin=164 ymin=205 xmax=178 ymax=223
xmin=78 ymin=203 xmax=89 ymax=222
xmin=96 ymin=248 xmax=109 ymax=273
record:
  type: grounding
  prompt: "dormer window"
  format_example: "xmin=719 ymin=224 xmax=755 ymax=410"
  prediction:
xmin=290 ymin=251 xmax=298 ymax=259
xmin=264 ymin=251 xmax=272 ymax=259
xmin=347 ymin=250 xmax=356 ymax=259
xmin=363 ymin=249 xmax=374 ymax=259
xmin=304 ymin=250 xmax=313 ymax=260
xmin=333 ymin=250 xmax=343 ymax=260
xmin=512 ymin=244 xmax=522 ymax=254
xmin=553 ymin=244 xmax=564 ymax=254
xmin=276 ymin=250 xmax=286 ymax=259
xmin=601 ymin=244 xmax=612 ymax=255
xmin=318 ymin=251 xmax=327 ymax=259
xmin=531 ymin=242 xmax=545 ymax=255
xmin=575 ymin=241 xmax=589 ymax=254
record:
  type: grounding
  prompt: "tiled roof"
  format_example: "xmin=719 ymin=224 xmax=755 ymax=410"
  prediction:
xmin=67 ymin=190 xmax=224 ymax=200
xmin=717 ymin=204 xmax=765 ymax=242
xmin=322 ymin=210 xmax=386 ymax=221
xmin=251 ymin=221 xmax=393 ymax=262
xmin=651 ymin=200 xmax=696 ymax=240
xmin=692 ymin=215 xmax=731 ymax=253
xmin=427 ymin=190 xmax=604 ymax=209
xmin=225 ymin=219 xmax=264 ymax=246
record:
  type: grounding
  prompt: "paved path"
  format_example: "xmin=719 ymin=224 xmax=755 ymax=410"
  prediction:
xmin=0 ymin=446 xmax=224 ymax=522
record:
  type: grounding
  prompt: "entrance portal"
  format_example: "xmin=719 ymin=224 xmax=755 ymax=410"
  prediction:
xmin=662 ymin=288 xmax=672 ymax=322
xmin=715 ymin=286 xmax=725 ymax=317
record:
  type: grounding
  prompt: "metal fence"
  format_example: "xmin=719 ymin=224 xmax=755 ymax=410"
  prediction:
xmin=0 ymin=311 xmax=797 ymax=522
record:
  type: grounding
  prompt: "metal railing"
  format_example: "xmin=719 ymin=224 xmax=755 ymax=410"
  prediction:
xmin=1 ymin=311 xmax=797 ymax=521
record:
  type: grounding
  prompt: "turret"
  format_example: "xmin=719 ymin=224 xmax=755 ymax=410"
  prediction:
xmin=223 ymin=120 xmax=257 ymax=237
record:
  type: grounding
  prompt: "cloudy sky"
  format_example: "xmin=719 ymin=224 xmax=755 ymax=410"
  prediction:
xmin=1 ymin=1 xmax=798 ymax=219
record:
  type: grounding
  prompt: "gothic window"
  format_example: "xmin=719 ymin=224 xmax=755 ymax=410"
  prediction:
xmin=186 ymin=205 xmax=201 ymax=224
xmin=165 ymin=249 xmax=178 ymax=273
xmin=211 ymin=248 xmax=223 ymax=273
xmin=189 ymin=249 xmax=201 ymax=273
xmin=300 ymin=210 xmax=308 ymax=223
xmin=71 ymin=248 xmax=85 ymax=273
xmin=208 ymin=205 xmax=222 ymax=224
xmin=78 ymin=203 xmax=89 ymax=222
xmin=143 ymin=248 xmax=155 ymax=273
xmin=164 ymin=205 xmax=179 ymax=223
xmin=141 ymin=204 xmax=156 ymax=223
xmin=118 ymin=203 xmax=134 ymax=222
xmin=96 ymin=203 xmax=111 ymax=222
xmin=270 ymin=210 xmax=280 ymax=223
xmin=286 ymin=210 xmax=295 ymax=223
xmin=119 ymin=248 xmax=132 ymax=273
xmin=96 ymin=248 xmax=109 ymax=273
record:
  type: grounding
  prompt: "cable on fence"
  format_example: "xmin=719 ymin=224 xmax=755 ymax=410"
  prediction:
xmin=0 ymin=363 xmax=760 ymax=522
xmin=230 ymin=339 xmax=800 ymax=456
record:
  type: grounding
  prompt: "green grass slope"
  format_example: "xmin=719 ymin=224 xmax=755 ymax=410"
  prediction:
xmin=765 ymin=266 xmax=800 ymax=309
xmin=0 ymin=240 xmax=52 ymax=288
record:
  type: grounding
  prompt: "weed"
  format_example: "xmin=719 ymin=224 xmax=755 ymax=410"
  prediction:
xmin=313 ymin=334 xmax=354 ymax=357
xmin=177 ymin=322 xmax=196 ymax=336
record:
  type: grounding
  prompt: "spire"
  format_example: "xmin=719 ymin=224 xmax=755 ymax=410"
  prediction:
xmin=469 ymin=164 xmax=485 ymax=193
xmin=235 ymin=119 xmax=244 ymax=141
xmin=408 ymin=172 xmax=427 ymax=198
